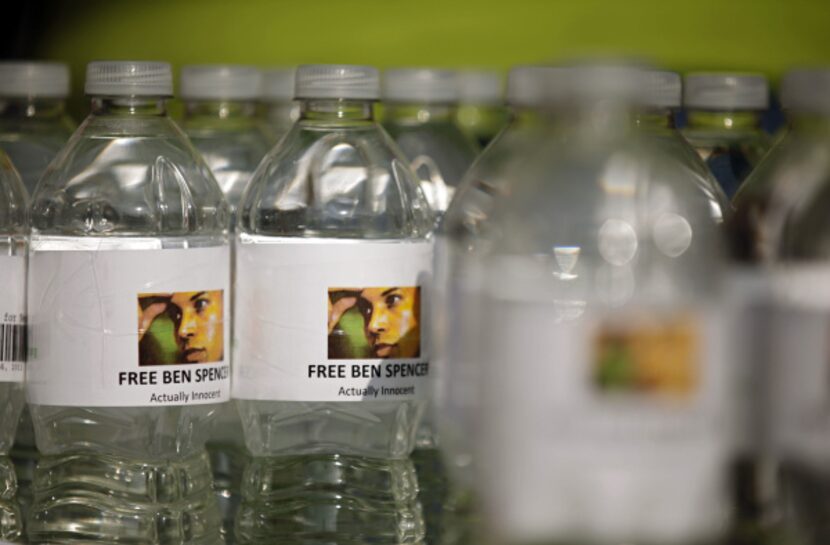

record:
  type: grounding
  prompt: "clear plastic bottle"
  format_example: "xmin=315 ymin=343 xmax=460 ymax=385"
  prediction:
xmin=382 ymin=68 xmax=479 ymax=215
xmin=434 ymin=65 xmax=566 ymax=545
xmin=0 ymin=149 xmax=27 ymax=543
xmin=233 ymin=64 xmax=433 ymax=545
xmin=180 ymin=64 xmax=270 ymax=545
xmin=746 ymin=68 xmax=830 ymax=545
xmin=0 ymin=62 xmax=75 ymax=196
xmin=26 ymin=61 xmax=230 ymax=545
xmin=454 ymin=70 xmax=509 ymax=148
xmin=450 ymin=64 xmax=734 ymax=545
xmin=259 ymin=68 xmax=299 ymax=145
xmin=638 ymin=70 xmax=730 ymax=223
xmin=682 ymin=73 xmax=772 ymax=199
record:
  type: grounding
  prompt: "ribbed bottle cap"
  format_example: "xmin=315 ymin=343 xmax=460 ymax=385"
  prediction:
xmin=457 ymin=70 xmax=503 ymax=104
xmin=684 ymin=73 xmax=768 ymax=110
xmin=506 ymin=65 xmax=570 ymax=107
xmin=565 ymin=63 xmax=646 ymax=103
xmin=383 ymin=68 xmax=459 ymax=103
xmin=85 ymin=61 xmax=173 ymax=97
xmin=295 ymin=64 xmax=379 ymax=100
xmin=261 ymin=68 xmax=295 ymax=101
xmin=781 ymin=69 xmax=830 ymax=113
xmin=180 ymin=64 xmax=262 ymax=100
xmin=644 ymin=70 xmax=681 ymax=109
xmin=0 ymin=62 xmax=70 ymax=98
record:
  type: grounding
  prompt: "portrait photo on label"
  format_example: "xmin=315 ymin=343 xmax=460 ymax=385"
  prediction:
xmin=593 ymin=317 xmax=698 ymax=399
xmin=328 ymin=287 xmax=421 ymax=359
xmin=138 ymin=290 xmax=224 ymax=366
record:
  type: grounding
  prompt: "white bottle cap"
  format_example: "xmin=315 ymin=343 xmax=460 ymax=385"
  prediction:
xmin=644 ymin=70 xmax=681 ymax=109
xmin=85 ymin=61 xmax=173 ymax=97
xmin=684 ymin=73 xmax=769 ymax=110
xmin=0 ymin=62 xmax=70 ymax=98
xmin=781 ymin=69 xmax=830 ymax=113
xmin=507 ymin=65 xmax=570 ymax=107
xmin=295 ymin=64 xmax=379 ymax=100
xmin=457 ymin=70 xmax=503 ymax=104
xmin=382 ymin=68 xmax=458 ymax=104
xmin=566 ymin=63 xmax=648 ymax=104
xmin=261 ymin=68 xmax=295 ymax=101
xmin=180 ymin=65 xmax=262 ymax=101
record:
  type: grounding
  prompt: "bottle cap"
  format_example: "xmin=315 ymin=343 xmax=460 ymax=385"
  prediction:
xmin=295 ymin=64 xmax=379 ymax=100
xmin=261 ymin=68 xmax=295 ymax=101
xmin=507 ymin=65 xmax=569 ymax=107
xmin=382 ymin=68 xmax=459 ymax=103
xmin=180 ymin=64 xmax=262 ymax=100
xmin=644 ymin=70 xmax=681 ymax=109
xmin=781 ymin=69 xmax=830 ymax=113
xmin=85 ymin=61 xmax=173 ymax=97
xmin=457 ymin=70 xmax=503 ymax=104
xmin=684 ymin=73 xmax=769 ymax=110
xmin=0 ymin=62 xmax=70 ymax=98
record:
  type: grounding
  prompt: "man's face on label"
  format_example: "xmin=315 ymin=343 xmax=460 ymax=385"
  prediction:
xmin=358 ymin=287 xmax=419 ymax=358
xmin=170 ymin=290 xmax=224 ymax=363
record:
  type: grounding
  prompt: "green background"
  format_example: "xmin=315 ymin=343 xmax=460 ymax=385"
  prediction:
xmin=25 ymin=0 xmax=830 ymax=116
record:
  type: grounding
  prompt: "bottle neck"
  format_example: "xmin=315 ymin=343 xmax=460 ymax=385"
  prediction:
xmin=91 ymin=96 xmax=168 ymax=117
xmin=556 ymin=98 xmax=636 ymax=140
xmin=788 ymin=110 xmax=830 ymax=134
xmin=183 ymin=99 xmax=258 ymax=121
xmin=0 ymin=97 xmax=67 ymax=120
xmin=383 ymin=102 xmax=455 ymax=124
xmin=634 ymin=108 xmax=675 ymax=131
xmin=299 ymin=99 xmax=375 ymax=125
xmin=686 ymin=109 xmax=762 ymax=132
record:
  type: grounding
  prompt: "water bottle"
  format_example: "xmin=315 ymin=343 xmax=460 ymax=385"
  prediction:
xmin=0 ymin=62 xmax=74 ymax=196
xmin=452 ymin=63 xmax=734 ymax=545
xmin=382 ymin=68 xmax=479 ymax=215
xmin=0 ymin=149 xmax=27 ymax=543
xmin=638 ymin=70 xmax=730 ymax=223
xmin=180 ymin=63 xmax=271 ymax=544
xmin=181 ymin=64 xmax=271 ymax=223
xmin=454 ymin=70 xmax=508 ymax=148
xmin=233 ymin=64 xmax=433 ymax=545
xmin=259 ymin=68 xmax=298 ymax=145
xmin=682 ymin=73 xmax=771 ymax=198
xmin=26 ymin=61 xmax=230 ymax=545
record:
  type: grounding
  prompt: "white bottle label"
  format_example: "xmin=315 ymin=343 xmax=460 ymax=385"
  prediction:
xmin=27 ymin=238 xmax=230 ymax=407
xmin=233 ymin=235 xmax=432 ymax=402
xmin=0 ymin=254 xmax=26 ymax=383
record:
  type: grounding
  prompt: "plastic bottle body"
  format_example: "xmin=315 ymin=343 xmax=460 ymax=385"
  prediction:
xmin=234 ymin=96 xmax=432 ymax=544
xmin=26 ymin=94 xmax=229 ymax=545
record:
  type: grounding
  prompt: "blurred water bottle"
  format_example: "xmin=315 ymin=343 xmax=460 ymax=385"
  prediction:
xmin=233 ymin=64 xmax=433 ymax=545
xmin=26 ymin=61 xmax=230 ymax=545
xmin=434 ymin=64 xmax=567 ymax=545
xmin=0 ymin=150 xmax=27 ymax=543
xmin=382 ymin=68 xmax=479 ymax=215
xmin=181 ymin=64 xmax=271 ymax=224
xmin=461 ymin=63 xmax=735 ymax=545
xmin=639 ymin=70 xmax=730 ymax=222
xmin=455 ymin=70 xmax=509 ymax=148
xmin=0 ymin=62 xmax=75 ymax=195
xmin=259 ymin=68 xmax=299 ymax=144
xmin=180 ymin=63 xmax=270 ymax=544
xmin=682 ymin=73 xmax=771 ymax=198
xmin=756 ymin=68 xmax=830 ymax=545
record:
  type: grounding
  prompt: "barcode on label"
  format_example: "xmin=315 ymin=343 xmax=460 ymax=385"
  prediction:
xmin=0 ymin=323 xmax=26 ymax=362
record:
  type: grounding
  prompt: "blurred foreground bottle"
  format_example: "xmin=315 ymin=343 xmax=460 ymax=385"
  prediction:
xmin=382 ymin=68 xmax=479 ymax=215
xmin=26 ymin=61 xmax=230 ymax=545
xmin=454 ymin=70 xmax=508 ymax=148
xmin=0 ymin=150 xmax=27 ymax=543
xmin=435 ymin=65 xmax=567 ymax=545
xmin=454 ymin=63 xmax=735 ymax=545
xmin=682 ymin=73 xmax=771 ymax=199
xmin=259 ymin=68 xmax=298 ymax=144
xmin=233 ymin=65 xmax=433 ymax=545
xmin=0 ymin=62 xmax=74 ymax=195
xmin=737 ymin=69 xmax=830 ymax=545
xmin=180 ymin=64 xmax=270 ymax=544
